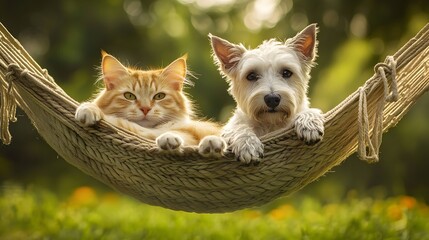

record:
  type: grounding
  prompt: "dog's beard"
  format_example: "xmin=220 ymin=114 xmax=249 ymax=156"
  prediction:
xmin=246 ymin=94 xmax=295 ymax=125
xmin=256 ymin=108 xmax=290 ymax=125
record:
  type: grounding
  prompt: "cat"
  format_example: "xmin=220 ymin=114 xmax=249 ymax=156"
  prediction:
xmin=75 ymin=51 xmax=226 ymax=157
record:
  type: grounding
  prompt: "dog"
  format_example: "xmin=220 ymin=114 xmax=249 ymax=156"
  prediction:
xmin=209 ymin=24 xmax=324 ymax=164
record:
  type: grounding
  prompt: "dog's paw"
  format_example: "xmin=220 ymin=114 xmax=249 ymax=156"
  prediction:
xmin=294 ymin=109 xmax=324 ymax=145
xmin=198 ymin=136 xmax=227 ymax=158
xmin=156 ymin=132 xmax=184 ymax=151
xmin=230 ymin=135 xmax=264 ymax=164
xmin=75 ymin=102 xmax=103 ymax=126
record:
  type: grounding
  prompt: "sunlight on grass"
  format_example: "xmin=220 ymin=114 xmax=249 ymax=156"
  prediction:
xmin=1 ymin=183 xmax=429 ymax=239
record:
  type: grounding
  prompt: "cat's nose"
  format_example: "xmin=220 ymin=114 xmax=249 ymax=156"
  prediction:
xmin=264 ymin=93 xmax=281 ymax=109
xmin=141 ymin=107 xmax=151 ymax=116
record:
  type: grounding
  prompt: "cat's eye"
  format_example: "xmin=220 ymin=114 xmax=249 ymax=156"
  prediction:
xmin=246 ymin=72 xmax=259 ymax=81
xmin=282 ymin=69 xmax=293 ymax=79
xmin=153 ymin=92 xmax=166 ymax=100
xmin=124 ymin=92 xmax=137 ymax=100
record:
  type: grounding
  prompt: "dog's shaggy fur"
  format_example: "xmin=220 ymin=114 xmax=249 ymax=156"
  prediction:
xmin=210 ymin=24 xmax=324 ymax=163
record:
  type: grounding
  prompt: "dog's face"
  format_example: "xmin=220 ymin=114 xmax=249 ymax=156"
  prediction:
xmin=210 ymin=24 xmax=318 ymax=125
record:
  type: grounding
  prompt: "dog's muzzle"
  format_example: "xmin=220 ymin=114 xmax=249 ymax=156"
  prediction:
xmin=264 ymin=93 xmax=281 ymax=111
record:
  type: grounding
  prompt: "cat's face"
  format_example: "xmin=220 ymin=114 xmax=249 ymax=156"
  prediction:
xmin=96 ymin=52 xmax=191 ymax=128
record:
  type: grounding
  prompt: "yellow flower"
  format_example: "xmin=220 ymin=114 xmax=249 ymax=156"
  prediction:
xmin=269 ymin=204 xmax=296 ymax=221
xmin=67 ymin=186 xmax=98 ymax=206
xmin=387 ymin=203 xmax=403 ymax=221
xmin=399 ymin=196 xmax=417 ymax=209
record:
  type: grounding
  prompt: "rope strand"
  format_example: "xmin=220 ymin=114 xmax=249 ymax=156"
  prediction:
xmin=358 ymin=56 xmax=398 ymax=162
xmin=0 ymin=63 xmax=21 ymax=144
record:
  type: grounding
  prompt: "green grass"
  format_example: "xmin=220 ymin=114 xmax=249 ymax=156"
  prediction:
xmin=1 ymin=183 xmax=428 ymax=240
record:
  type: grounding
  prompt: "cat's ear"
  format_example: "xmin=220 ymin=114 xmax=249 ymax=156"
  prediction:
xmin=161 ymin=55 xmax=187 ymax=91
xmin=287 ymin=24 xmax=318 ymax=62
xmin=101 ymin=51 xmax=129 ymax=90
xmin=209 ymin=34 xmax=246 ymax=73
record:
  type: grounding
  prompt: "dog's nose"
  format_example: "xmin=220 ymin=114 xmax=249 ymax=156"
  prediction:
xmin=264 ymin=93 xmax=281 ymax=109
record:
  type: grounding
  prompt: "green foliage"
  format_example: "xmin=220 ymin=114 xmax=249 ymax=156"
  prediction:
xmin=1 ymin=184 xmax=429 ymax=240
xmin=312 ymin=39 xmax=375 ymax=111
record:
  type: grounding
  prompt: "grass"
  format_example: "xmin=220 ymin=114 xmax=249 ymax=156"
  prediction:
xmin=1 ymin=183 xmax=429 ymax=240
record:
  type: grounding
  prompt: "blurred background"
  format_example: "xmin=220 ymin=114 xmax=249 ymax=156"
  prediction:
xmin=0 ymin=0 xmax=428 ymax=203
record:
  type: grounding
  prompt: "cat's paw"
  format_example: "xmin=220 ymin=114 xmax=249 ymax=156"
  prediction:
xmin=229 ymin=134 xmax=264 ymax=165
xmin=75 ymin=102 xmax=103 ymax=126
xmin=156 ymin=132 xmax=184 ymax=151
xmin=294 ymin=109 xmax=324 ymax=145
xmin=198 ymin=136 xmax=227 ymax=158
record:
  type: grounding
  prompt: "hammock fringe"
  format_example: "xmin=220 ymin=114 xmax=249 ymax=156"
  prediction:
xmin=0 ymin=22 xmax=428 ymax=213
xmin=357 ymin=56 xmax=398 ymax=163
xmin=0 ymin=62 xmax=18 ymax=144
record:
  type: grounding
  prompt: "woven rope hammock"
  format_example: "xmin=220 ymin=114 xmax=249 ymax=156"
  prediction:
xmin=1 ymin=23 xmax=428 ymax=213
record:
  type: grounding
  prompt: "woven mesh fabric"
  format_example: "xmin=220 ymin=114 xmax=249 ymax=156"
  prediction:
xmin=1 ymin=23 xmax=428 ymax=213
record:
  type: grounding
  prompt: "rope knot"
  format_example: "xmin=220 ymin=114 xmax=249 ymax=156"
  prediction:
xmin=5 ymin=63 xmax=29 ymax=91
xmin=374 ymin=56 xmax=398 ymax=102
xmin=6 ymin=63 xmax=22 ymax=75
xmin=358 ymin=56 xmax=398 ymax=163
xmin=1 ymin=63 xmax=23 ymax=144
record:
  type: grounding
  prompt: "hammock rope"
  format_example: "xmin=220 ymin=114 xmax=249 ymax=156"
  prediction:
xmin=0 ymin=22 xmax=428 ymax=213
xmin=358 ymin=56 xmax=398 ymax=162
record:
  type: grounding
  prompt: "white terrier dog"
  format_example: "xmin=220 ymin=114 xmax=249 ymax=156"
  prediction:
xmin=210 ymin=24 xmax=324 ymax=164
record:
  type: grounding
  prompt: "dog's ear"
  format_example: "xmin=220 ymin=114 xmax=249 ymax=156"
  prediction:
xmin=209 ymin=34 xmax=245 ymax=72
xmin=288 ymin=24 xmax=318 ymax=62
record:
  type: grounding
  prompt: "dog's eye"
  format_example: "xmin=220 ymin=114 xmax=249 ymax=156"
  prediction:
xmin=282 ymin=69 xmax=293 ymax=79
xmin=246 ymin=72 xmax=259 ymax=81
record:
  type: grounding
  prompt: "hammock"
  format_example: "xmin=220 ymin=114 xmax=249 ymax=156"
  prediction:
xmin=1 ymin=22 xmax=428 ymax=213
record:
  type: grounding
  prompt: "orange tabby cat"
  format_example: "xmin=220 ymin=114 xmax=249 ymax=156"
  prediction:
xmin=75 ymin=51 xmax=226 ymax=157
